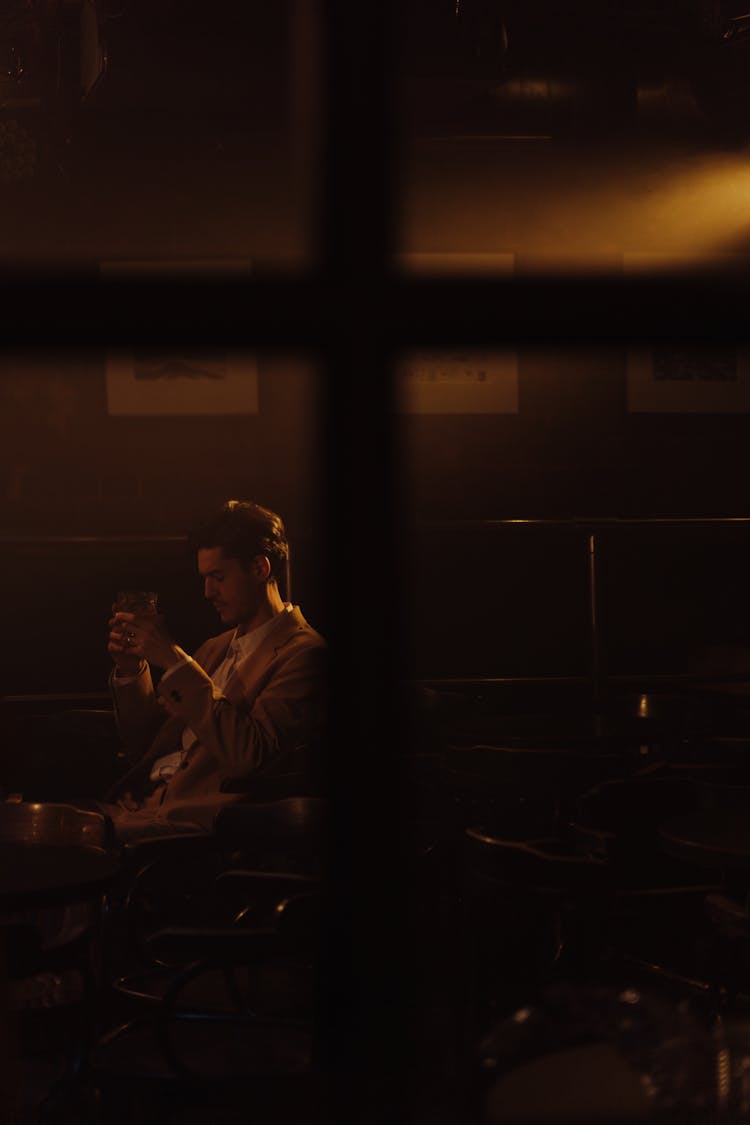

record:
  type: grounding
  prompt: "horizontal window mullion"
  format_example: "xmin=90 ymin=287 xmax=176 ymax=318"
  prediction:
xmin=0 ymin=276 xmax=744 ymax=345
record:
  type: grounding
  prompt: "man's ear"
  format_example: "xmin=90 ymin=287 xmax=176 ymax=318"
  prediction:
xmin=252 ymin=554 xmax=272 ymax=581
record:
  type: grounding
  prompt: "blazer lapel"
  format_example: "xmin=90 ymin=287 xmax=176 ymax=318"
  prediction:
xmin=223 ymin=607 xmax=306 ymax=703
xmin=197 ymin=632 xmax=234 ymax=676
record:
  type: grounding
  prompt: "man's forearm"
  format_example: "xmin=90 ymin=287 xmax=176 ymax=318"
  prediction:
xmin=110 ymin=662 xmax=163 ymax=756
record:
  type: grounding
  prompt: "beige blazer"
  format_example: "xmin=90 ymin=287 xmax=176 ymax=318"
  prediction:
xmin=109 ymin=606 xmax=327 ymax=829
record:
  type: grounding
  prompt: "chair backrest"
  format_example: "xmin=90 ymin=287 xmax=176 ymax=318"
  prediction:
xmin=447 ymin=743 xmax=622 ymax=794
xmin=0 ymin=801 xmax=112 ymax=849
xmin=464 ymin=826 xmax=607 ymax=894
xmin=574 ymin=775 xmax=700 ymax=834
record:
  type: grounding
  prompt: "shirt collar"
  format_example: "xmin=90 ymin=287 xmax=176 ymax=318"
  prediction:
xmin=229 ymin=603 xmax=293 ymax=659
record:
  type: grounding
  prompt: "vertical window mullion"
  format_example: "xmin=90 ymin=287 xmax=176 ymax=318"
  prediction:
xmin=317 ymin=3 xmax=412 ymax=1121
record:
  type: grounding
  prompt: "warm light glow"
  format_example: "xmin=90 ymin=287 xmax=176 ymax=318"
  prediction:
xmin=621 ymin=152 xmax=750 ymax=265
xmin=400 ymin=133 xmax=750 ymax=270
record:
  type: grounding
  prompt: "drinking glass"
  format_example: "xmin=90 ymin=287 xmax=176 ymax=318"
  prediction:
xmin=115 ymin=590 xmax=158 ymax=615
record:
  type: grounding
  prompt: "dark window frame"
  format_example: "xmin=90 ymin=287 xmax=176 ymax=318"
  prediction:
xmin=3 ymin=4 xmax=743 ymax=1119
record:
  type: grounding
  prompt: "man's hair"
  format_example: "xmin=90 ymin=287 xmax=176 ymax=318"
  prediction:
xmin=189 ymin=500 xmax=289 ymax=583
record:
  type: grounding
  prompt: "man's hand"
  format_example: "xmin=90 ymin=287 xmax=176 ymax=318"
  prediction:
xmin=108 ymin=609 xmax=145 ymax=677
xmin=109 ymin=610 xmax=186 ymax=672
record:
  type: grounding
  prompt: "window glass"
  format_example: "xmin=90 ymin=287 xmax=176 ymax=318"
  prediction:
xmin=394 ymin=3 xmax=750 ymax=275
xmin=0 ymin=0 xmax=318 ymax=270
xmin=0 ymin=350 xmax=322 ymax=692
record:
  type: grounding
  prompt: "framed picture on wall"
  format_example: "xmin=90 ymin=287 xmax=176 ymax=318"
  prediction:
xmin=105 ymin=351 xmax=259 ymax=415
xmin=396 ymin=350 xmax=519 ymax=414
xmin=626 ymin=345 xmax=750 ymax=412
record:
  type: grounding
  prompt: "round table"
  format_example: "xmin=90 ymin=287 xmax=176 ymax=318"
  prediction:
xmin=0 ymin=843 xmax=120 ymax=911
xmin=484 ymin=1044 xmax=651 ymax=1124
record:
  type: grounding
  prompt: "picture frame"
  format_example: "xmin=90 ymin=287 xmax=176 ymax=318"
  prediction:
xmin=396 ymin=350 xmax=519 ymax=414
xmin=626 ymin=344 xmax=750 ymax=413
xmin=105 ymin=350 xmax=259 ymax=416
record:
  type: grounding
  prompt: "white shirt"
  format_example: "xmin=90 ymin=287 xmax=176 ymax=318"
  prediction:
xmin=148 ymin=605 xmax=293 ymax=783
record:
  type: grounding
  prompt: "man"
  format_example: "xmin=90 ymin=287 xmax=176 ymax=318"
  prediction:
xmin=102 ymin=499 xmax=327 ymax=841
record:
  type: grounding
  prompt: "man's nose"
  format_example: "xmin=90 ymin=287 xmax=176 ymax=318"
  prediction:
xmin=204 ymin=578 xmax=215 ymax=600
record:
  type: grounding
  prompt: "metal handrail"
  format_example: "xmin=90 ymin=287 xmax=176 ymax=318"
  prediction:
xmin=412 ymin=673 xmax=750 ymax=687
xmin=417 ymin=517 xmax=750 ymax=528
xmin=0 ymin=535 xmax=187 ymax=544
xmin=413 ymin=516 xmax=750 ymax=699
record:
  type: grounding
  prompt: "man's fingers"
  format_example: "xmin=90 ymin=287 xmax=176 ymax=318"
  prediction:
xmin=109 ymin=633 xmax=138 ymax=652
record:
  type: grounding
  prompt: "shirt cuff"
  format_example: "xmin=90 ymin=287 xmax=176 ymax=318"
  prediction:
xmin=113 ymin=661 xmax=147 ymax=686
xmin=160 ymin=654 xmax=194 ymax=682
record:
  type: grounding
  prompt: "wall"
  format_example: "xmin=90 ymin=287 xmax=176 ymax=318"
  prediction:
xmin=3 ymin=346 xmax=750 ymax=691
xmin=0 ymin=354 xmax=323 ymax=694
xmin=0 ymin=354 xmax=320 ymax=534
xmin=401 ymin=346 xmax=750 ymax=679
xmin=402 ymin=348 xmax=750 ymax=521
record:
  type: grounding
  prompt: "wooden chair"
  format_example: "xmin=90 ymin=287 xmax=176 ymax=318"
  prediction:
xmin=84 ymin=800 xmax=329 ymax=1125
xmin=105 ymin=798 xmax=326 ymax=999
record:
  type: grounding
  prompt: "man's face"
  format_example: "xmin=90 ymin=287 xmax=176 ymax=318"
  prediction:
xmin=197 ymin=547 xmax=264 ymax=628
